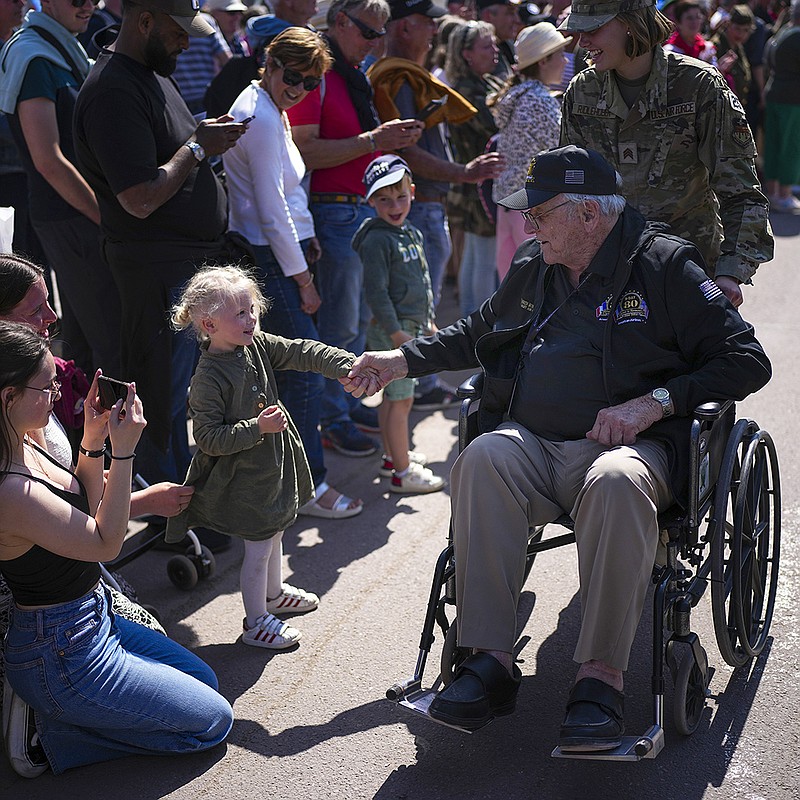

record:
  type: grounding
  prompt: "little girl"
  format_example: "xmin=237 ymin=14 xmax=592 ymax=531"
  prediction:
xmin=165 ymin=266 xmax=357 ymax=649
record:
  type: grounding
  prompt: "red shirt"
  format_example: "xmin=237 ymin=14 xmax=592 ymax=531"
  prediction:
xmin=287 ymin=71 xmax=377 ymax=196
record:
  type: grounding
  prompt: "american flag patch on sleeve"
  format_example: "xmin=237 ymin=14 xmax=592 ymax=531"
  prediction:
xmin=699 ymin=279 xmax=723 ymax=301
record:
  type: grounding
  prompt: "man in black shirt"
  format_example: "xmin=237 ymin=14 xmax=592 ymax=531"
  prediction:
xmin=74 ymin=0 xmax=249 ymax=487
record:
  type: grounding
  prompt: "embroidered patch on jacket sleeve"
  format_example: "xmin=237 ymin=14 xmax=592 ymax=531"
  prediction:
xmin=699 ymin=279 xmax=723 ymax=302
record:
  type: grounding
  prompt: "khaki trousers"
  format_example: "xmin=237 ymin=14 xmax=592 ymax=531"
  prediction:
xmin=451 ymin=422 xmax=673 ymax=671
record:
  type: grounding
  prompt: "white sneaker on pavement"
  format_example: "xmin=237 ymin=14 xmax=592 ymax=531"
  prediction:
xmin=390 ymin=461 xmax=445 ymax=494
xmin=242 ymin=613 xmax=302 ymax=649
xmin=266 ymin=584 xmax=319 ymax=615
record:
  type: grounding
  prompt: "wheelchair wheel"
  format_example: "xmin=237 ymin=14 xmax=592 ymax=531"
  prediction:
xmin=673 ymin=645 xmax=709 ymax=736
xmin=711 ymin=421 xmax=781 ymax=667
xmin=731 ymin=430 xmax=780 ymax=660
xmin=440 ymin=620 xmax=469 ymax=687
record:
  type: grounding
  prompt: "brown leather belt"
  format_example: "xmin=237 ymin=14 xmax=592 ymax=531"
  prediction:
xmin=309 ymin=193 xmax=363 ymax=204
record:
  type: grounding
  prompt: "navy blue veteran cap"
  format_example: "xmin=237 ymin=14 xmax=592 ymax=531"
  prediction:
xmin=364 ymin=155 xmax=412 ymax=200
xmin=389 ymin=0 xmax=447 ymax=21
xmin=559 ymin=0 xmax=655 ymax=32
xmin=497 ymin=145 xmax=622 ymax=210
xmin=141 ymin=0 xmax=216 ymax=36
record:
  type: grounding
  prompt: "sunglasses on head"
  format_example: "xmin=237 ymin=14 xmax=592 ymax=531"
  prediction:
xmin=70 ymin=0 xmax=101 ymax=7
xmin=344 ymin=11 xmax=386 ymax=40
xmin=272 ymin=56 xmax=322 ymax=92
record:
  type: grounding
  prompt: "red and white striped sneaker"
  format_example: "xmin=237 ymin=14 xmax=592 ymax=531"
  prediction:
xmin=266 ymin=584 xmax=320 ymax=615
xmin=242 ymin=613 xmax=301 ymax=649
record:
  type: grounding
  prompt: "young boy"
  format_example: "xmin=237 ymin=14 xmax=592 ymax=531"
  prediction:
xmin=351 ymin=155 xmax=445 ymax=494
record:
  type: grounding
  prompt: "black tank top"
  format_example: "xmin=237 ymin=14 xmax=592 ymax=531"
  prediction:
xmin=0 ymin=444 xmax=101 ymax=605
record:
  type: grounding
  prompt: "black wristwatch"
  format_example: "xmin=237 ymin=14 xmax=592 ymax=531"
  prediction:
xmin=651 ymin=388 xmax=674 ymax=418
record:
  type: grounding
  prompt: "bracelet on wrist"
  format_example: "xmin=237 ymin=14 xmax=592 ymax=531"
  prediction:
xmin=296 ymin=274 xmax=314 ymax=289
xmin=367 ymin=131 xmax=376 ymax=152
xmin=110 ymin=452 xmax=136 ymax=461
xmin=79 ymin=444 xmax=106 ymax=458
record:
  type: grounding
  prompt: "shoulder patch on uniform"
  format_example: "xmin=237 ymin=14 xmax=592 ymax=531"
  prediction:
xmin=732 ymin=121 xmax=751 ymax=147
xmin=699 ymin=279 xmax=723 ymax=302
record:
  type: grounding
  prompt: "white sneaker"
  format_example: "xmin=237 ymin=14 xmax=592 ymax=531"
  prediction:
xmin=379 ymin=451 xmax=428 ymax=478
xmin=2 ymin=678 xmax=49 ymax=778
xmin=390 ymin=461 xmax=445 ymax=494
xmin=266 ymin=584 xmax=319 ymax=615
xmin=242 ymin=613 xmax=302 ymax=649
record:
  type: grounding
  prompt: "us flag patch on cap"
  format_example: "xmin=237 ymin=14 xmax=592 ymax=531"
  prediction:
xmin=699 ymin=279 xmax=723 ymax=301
xmin=564 ymin=170 xmax=585 ymax=184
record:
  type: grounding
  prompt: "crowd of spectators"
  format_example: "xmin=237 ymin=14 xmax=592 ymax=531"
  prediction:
xmin=0 ymin=0 xmax=794 ymax=779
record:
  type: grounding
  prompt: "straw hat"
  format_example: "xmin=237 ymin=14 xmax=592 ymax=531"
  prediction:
xmin=514 ymin=22 xmax=572 ymax=70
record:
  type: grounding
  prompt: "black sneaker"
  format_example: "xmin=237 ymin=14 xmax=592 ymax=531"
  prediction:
xmin=321 ymin=422 xmax=379 ymax=457
xmin=349 ymin=403 xmax=381 ymax=433
xmin=413 ymin=384 xmax=458 ymax=412
xmin=2 ymin=680 xmax=49 ymax=778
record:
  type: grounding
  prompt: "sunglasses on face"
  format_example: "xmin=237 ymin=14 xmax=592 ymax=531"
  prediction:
xmin=272 ymin=56 xmax=322 ymax=92
xmin=70 ymin=0 xmax=101 ymax=8
xmin=344 ymin=11 xmax=386 ymax=40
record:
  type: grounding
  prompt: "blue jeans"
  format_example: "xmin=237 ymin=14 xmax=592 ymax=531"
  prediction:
xmin=406 ymin=200 xmax=452 ymax=395
xmin=4 ymin=585 xmax=233 ymax=775
xmin=458 ymin=232 xmax=498 ymax=317
xmin=310 ymin=201 xmax=375 ymax=427
xmin=254 ymin=243 xmax=326 ymax=487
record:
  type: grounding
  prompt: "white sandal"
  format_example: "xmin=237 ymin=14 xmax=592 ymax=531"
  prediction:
xmin=298 ymin=484 xmax=363 ymax=519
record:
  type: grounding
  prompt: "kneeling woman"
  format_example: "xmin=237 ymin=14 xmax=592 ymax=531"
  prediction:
xmin=0 ymin=322 xmax=233 ymax=777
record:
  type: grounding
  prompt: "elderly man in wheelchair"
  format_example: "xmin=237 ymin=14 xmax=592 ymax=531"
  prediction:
xmin=342 ymin=145 xmax=773 ymax=755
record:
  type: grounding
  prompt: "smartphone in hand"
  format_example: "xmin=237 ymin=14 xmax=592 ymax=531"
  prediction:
xmin=97 ymin=375 xmax=129 ymax=411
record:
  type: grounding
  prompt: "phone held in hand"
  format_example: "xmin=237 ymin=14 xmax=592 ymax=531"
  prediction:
xmin=415 ymin=96 xmax=448 ymax=122
xmin=97 ymin=375 xmax=129 ymax=410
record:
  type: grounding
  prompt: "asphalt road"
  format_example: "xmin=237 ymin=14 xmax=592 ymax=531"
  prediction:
xmin=2 ymin=213 xmax=798 ymax=800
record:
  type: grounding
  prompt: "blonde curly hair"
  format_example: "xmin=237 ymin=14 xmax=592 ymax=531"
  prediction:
xmin=171 ymin=264 xmax=270 ymax=342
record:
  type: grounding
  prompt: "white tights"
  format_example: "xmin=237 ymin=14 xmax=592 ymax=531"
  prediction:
xmin=241 ymin=533 xmax=284 ymax=628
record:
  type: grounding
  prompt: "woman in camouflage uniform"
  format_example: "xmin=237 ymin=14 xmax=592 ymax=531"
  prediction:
xmin=559 ymin=0 xmax=773 ymax=308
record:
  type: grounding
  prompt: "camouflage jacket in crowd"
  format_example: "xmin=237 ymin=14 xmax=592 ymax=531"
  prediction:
xmin=561 ymin=46 xmax=773 ymax=285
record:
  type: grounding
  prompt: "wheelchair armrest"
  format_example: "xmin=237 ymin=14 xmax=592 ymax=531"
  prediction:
xmin=457 ymin=372 xmax=484 ymax=400
xmin=692 ymin=399 xmax=734 ymax=421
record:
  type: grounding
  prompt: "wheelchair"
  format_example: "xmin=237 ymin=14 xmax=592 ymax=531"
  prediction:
xmin=386 ymin=374 xmax=781 ymax=761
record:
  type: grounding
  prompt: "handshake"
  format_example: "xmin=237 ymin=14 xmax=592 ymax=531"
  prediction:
xmin=338 ymin=350 xmax=410 ymax=398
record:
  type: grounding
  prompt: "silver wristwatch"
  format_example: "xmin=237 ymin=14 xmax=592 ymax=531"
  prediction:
xmin=184 ymin=140 xmax=206 ymax=162
xmin=651 ymin=387 xmax=674 ymax=418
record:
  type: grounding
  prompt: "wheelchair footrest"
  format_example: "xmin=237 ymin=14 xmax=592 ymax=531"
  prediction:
xmin=394 ymin=688 xmax=491 ymax=734
xmin=551 ymin=725 xmax=664 ymax=761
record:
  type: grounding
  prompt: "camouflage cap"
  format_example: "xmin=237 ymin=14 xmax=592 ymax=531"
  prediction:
xmin=558 ymin=0 xmax=655 ymax=33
